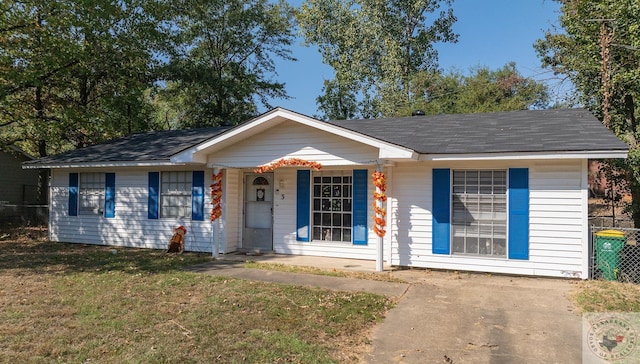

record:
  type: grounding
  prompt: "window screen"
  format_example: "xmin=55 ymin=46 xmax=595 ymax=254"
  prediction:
xmin=451 ymin=170 xmax=507 ymax=257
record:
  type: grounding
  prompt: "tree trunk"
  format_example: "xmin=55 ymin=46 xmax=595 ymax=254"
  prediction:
xmin=631 ymin=182 xmax=640 ymax=228
xmin=624 ymin=94 xmax=639 ymax=227
xmin=127 ymin=103 xmax=132 ymax=134
xmin=624 ymin=94 xmax=637 ymax=147
xmin=34 ymin=85 xmax=49 ymax=205
xmin=37 ymin=139 xmax=48 ymax=205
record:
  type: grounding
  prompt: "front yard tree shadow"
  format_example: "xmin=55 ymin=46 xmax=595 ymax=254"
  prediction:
xmin=0 ymin=239 xmax=212 ymax=275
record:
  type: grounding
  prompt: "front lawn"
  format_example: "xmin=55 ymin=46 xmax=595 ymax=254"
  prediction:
xmin=573 ymin=280 xmax=640 ymax=312
xmin=0 ymin=228 xmax=392 ymax=363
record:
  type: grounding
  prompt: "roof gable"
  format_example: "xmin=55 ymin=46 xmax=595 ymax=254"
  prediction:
xmin=170 ymin=108 xmax=416 ymax=164
xmin=202 ymin=119 xmax=382 ymax=168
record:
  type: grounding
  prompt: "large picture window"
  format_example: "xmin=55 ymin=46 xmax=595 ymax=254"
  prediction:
xmin=161 ymin=171 xmax=192 ymax=218
xmin=452 ymin=170 xmax=507 ymax=257
xmin=312 ymin=172 xmax=352 ymax=242
xmin=79 ymin=172 xmax=105 ymax=215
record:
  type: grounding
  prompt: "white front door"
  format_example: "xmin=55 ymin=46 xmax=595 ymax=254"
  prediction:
xmin=243 ymin=173 xmax=274 ymax=251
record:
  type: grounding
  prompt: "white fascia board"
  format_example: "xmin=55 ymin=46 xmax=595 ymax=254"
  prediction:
xmin=22 ymin=160 xmax=198 ymax=169
xmin=208 ymin=159 xmax=397 ymax=169
xmin=209 ymin=160 xmax=380 ymax=169
xmin=171 ymin=107 xmax=418 ymax=163
xmin=292 ymin=116 xmax=416 ymax=159
xmin=419 ymin=150 xmax=628 ymax=161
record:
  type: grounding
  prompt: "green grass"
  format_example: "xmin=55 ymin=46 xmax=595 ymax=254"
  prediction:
xmin=573 ymin=280 xmax=640 ymax=312
xmin=0 ymin=231 xmax=393 ymax=363
xmin=243 ymin=261 xmax=407 ymax=283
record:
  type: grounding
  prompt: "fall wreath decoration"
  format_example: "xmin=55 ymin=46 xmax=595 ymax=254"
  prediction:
xmin=372 ymin=171 xmax=387 ymax=237
xmin=254 ymin=158 xmax=322 ymax=173
xmin=210 ymin=171 xmax=223 ymax=221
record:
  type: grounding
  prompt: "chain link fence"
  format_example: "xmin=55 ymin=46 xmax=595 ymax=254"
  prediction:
xmin=0 ymin=204 xmax=48 ymax=225
xmin=590 ymin=226 xmax=640 ymax=283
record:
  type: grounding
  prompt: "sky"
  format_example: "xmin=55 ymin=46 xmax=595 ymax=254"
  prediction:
xmin=265 ymin=0 xmax=564 ymax=117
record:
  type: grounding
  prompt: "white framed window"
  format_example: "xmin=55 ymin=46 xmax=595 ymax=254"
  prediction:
xmin=452 ymin=170 xmax=507 ymax=257
xmin=161 ymin=171 xmax=192 ymax=218
xmin=312 ymin=171 xmax=352 ymax=242
xmin=79 ymin=172 xmax=105 ymax=215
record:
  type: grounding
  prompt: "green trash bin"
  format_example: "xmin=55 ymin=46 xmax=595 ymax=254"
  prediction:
xmin=595 ymin=230 xmax=626 ymax=281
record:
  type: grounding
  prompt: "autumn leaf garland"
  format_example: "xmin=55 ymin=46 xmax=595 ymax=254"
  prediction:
xmin=254 ymin=158 xmax=322 ymax=173
xmin=372 ymin=171 xmax=387 ymax=237
xmin=210 ymin=171 xmax=223 ymax=221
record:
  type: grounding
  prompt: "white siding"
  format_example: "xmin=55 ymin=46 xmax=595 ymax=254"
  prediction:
xmin=272 ymin=168 xmax=297 ymax=251
xmin=271 ymin=167 xmax=377 ymax=260
xmin=221 ymin=168 xmax=241 ymax=253
xmin=390 ymin=160 xmax=589 ymax=278
xmin=529 ymin=162 xmax=586 ymax=277
xmin=49 ymin=156 xmax=591 ymax=278
xmin=208 ymin=120 xmax=379 ymax=167
xmin=49 ymin=167 xmax=216 ymax=252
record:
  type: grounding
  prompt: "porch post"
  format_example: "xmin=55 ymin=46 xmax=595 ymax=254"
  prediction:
xmin=212 ymin=167 xmax=220 ymax=258
xmin=376 ymin=166 xmax=384 ymax=272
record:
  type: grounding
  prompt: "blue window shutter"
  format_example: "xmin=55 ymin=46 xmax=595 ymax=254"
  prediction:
xmin=508 ymin=168 xmax=529 ymax=260
xmin=296 ymin=170 xmax=310 ymax=242
xmin=192 ymin=171 xmax=205 ymax=221
xmin=352 ymin=169 xmax=368 ymax=245
xmin=68 ymin=173 xmax=78 ymax=217
xmin=104 ymin=173 xmax=116 ymax=218
xmin=432 ymin=169 xmax=451 ymax=254
xmin=148 ymin=172 xmax=160 ymax=219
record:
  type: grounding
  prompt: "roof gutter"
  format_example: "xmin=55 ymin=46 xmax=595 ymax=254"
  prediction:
xmin=419 ymin=149 xmax=628 ymax=161
xmin=22 ymin=160 xmax=202 ymax=169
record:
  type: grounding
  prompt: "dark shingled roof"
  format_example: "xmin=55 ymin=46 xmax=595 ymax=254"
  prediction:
xmin=328 ymin=108 xmax=628 ymax=154
xmin=24 ymin=127 xmax=230 ymax=166
xmin=25 ymin=108 xmax=627 ymax=167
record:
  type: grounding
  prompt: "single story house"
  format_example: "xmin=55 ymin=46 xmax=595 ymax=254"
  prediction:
xmin=24 ymin=108 xmax=628 ymax=278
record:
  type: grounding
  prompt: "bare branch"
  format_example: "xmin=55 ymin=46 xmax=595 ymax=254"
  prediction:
xmin=0 ymin=22 xmax=31 ymax=33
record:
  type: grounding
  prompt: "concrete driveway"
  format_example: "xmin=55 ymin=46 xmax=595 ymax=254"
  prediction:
xmin=190 ymin=254 xmax=582 ymax=363
xmin=365 ymin=270 xmax=582 ymax=364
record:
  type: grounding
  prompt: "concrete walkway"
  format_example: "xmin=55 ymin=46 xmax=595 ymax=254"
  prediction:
xmin=188 ymin=253 xmax=583 ymax=363
xmin=188 ymin=258 xmax=409 ymax=298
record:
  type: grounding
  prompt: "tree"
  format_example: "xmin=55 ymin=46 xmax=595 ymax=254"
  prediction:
xmin=160 ymin=0 xmax=297 ymax=128
xmin=298 ymin=0 xmax=457 ymax=119
xmin=535 ymin=0 xmax=640 ymax=226
xmin=1 ymin=0 xmax=163 ymax=203
xmin=0 ymin=0 xmax=163 ymax=155
xmin=402 ymin=63 xmax=549 ymax=116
